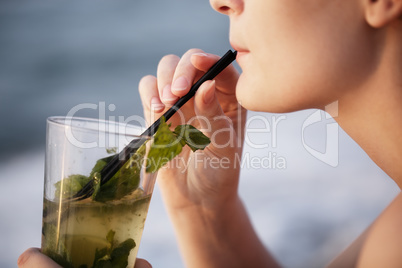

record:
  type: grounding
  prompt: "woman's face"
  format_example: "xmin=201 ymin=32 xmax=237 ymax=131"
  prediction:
xmin=210 ymin=0 xmax=378 ymax=113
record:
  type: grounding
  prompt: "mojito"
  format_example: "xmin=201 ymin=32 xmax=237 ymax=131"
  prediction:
xmin=42 ymin=189 xmax=151 ymax=268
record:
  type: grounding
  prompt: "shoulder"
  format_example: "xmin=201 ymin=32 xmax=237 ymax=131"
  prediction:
xmin=356 ymin=191 xmax=402 ymax=267
xmin=327 ymin=192 xmax=402 ymax=268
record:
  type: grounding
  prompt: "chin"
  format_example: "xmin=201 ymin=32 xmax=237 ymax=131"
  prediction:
xmin=236 ymin=88 xmax=282 ymax=113
xmin=236 ymin=80 xmax=317 ymax=114
xmin=235 ymin=75 xmax=285 ymax=113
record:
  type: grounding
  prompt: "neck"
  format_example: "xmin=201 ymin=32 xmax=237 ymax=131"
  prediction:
xmin=334 ymin=24 xmax=402 ymax=188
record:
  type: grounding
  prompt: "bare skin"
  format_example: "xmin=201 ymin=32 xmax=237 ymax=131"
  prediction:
xmin=17 ymin=248 xmax=152 ymax=268
xmin=139 ymin=0 xmax=402 ymax=267
xmin=19 ymin=0 xmax=402 ymax=267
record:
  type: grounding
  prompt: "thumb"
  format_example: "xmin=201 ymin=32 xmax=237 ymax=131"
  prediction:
xmin=134 ymin=258 xmax=152 ymax=268
xmin=18 ymin=248 xmax=62 ymax=268
xmin=194 ymin=80 xmax=238 ymax=154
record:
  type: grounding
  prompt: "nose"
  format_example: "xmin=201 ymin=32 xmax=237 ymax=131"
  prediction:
xmin=209 ymin=0 xmax=243 ymax=15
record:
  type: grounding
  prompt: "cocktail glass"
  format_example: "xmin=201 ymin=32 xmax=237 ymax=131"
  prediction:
xmin=41 ymin=116 xmax=156 ymax=268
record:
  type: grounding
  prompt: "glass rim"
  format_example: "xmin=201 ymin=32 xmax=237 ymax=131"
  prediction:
xmin=47 ymin=116 xmax=149 ymax=139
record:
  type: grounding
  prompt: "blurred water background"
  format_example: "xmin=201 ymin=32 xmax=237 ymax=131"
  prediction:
xmin=0 ymin=1 xmax=399 ymax=267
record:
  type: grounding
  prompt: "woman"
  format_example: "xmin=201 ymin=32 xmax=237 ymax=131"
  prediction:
xmin=19 ymin=0 xmax=402 ymax=267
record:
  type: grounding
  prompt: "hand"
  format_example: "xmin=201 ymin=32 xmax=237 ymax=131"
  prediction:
xmin=18 ymin=248 xmax=152 ymax=268
xmin=139 ymin=48 xmax=246 ymax=212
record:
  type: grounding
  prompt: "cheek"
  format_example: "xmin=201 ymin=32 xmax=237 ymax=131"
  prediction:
xmin=235 ymin=46 xmax=348 ymax=113
xmin=235 ymin=5 xmax=328 ymax=112
xmin=240 ymin=2 xmax=375 ymax=112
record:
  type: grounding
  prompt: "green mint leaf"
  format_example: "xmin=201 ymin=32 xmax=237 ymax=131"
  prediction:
xmin=59 ymin=118 xmax=210 ymax=201
xmin=91 ymin=172 xmax=101 ymax=200
xmin=106 ymin=230 xmax=115 ymax=245
xmin=146 ymin=117 xmax=183 ymax=173
xmin=93 ymin=258 xmax=112 ymax=268
xmin=109 ymin=238 xmax=136 ymax=267
xmin=55 ymin=155 xmax=113 ymax=200
xmin=92 ymin=144 xmax=146 ymax=202
xmin=106 ymin=147 xmax=117 ymax=154
xmin=92 ymin=230 xmax=135 ymax=268
xmin=93 ymin=247 xmax=110 ymax=268
xmin=145 ymin=117 xmax=211 ymax=173
xmin=174 ymin=124 xmax=210 ymax=152
xmin=54 ymin=174 xmax=91 ymax=199
xmin=89 ymin=155 xmax=115 ymax=179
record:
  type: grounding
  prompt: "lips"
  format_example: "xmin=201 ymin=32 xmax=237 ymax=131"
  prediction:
xmin=230 ymin=42 xmax=249 ymax=66
xmin=236 ymin=50 xmax=249 ymax=58
xmin=231 ymin=43 xmax=248 ymax=54
xmin=232 ymin=49 xmax=249 ymax=68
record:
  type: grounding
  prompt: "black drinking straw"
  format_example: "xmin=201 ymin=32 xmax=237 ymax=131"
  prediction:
xmin=73 ymin=49 xmax=237 ymax=200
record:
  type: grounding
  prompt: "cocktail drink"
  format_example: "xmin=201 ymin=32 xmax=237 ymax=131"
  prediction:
xmin=41 ymin=117 xmax=157 ymax=268
xmin=41 ymin=115 xmax=211 ymax=267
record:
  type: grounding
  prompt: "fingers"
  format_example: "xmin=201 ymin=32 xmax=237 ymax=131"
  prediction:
xmin=191 ymin=52 xmax=239 ymax=95
xmin=140 ymin=49 xmax=208 ymax=124
xmin=156 ymin=48 xmax=212 ymax=105
xmin=157 ymin=54 xmax=180 ymax=105
xmin=17 ymin=248 xmax=152 ymax=268
xmin=134 ymin=258 xmax=152 ymax=268
xmin=169 ymin=48 xmax=205 ymax=97
xmin=18 ymin=248 xmax=62 ymax=268
xmin=194 ymin=80 xmax=238 ymax=155
xmin=139 ymin=75 xmax=165 ymax=124
xmin=139 ymin=48 xmax=239 ymax=128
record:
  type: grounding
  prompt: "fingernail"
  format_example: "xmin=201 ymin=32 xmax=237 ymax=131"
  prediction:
xmin=162 ymin=84 xmax=177 ymax=103
xmin=192 ymin=52 xmax=208 ymax=57
xmin=203 ymin=80 xmax=215 ymax=105
xmin=172 ymin=76 xmax=189 ymax=93
xmin=150 ymin=97 xmax=165 ymax=111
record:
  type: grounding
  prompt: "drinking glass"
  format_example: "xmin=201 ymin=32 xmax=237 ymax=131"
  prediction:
xmin=41 ymin=116 xmax=156 ymax=268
